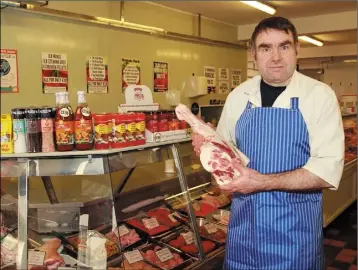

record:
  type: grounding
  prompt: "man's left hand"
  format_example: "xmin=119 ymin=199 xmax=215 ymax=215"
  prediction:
xmin=220 ymin=159 xmax=269 ymax=194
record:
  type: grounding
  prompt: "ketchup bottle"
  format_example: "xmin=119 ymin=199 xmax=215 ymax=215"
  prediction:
xmin=55 ymin=92 xmax=75 ymax=151
xmin=74 ymin=91 xmax=94 ymax=151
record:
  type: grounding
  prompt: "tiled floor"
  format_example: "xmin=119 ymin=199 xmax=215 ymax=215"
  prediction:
xmin=324 ymin=201 xmax=357 ymax=270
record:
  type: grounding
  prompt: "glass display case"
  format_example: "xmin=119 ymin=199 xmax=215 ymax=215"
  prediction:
xmin=1 ymin=139 xmax=229 ymax=270
xmin=323 ymin=114 xmax=357 ymax=227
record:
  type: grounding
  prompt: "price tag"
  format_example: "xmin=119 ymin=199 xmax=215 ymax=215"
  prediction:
xmin=168 ymin=213 xmax=180 ymax=223
xmin=124 ymin=250 xmax=144 ymax=264
xmin=114 ymin=225 xmax=130 ymax=237
xmin=217 ymin=194 xmax=229 ymax=205
xmin=1 ymin=234 xmax=17 ymax=251
xmin=181 ymin=232 xmax=194 ymax=245
xmin=204 ymin=223 xmax=218 ymax=234
xmin=28 ymin=250 xmax=46 ymax=266
xmin=142 ymin=218 xmax=159 ymax=230
xmin=155 ymin=248 xmax=174 ymax=262
xmin=192 ymin=202 xmax=201 ymax=212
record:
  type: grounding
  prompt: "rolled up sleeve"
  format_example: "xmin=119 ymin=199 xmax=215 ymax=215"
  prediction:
xmin=303 ymin=90 xmax=345 ymax=190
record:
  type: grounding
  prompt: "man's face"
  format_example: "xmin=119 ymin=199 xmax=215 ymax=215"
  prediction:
xmin=252 ymin=29 xmax=299 ymax=85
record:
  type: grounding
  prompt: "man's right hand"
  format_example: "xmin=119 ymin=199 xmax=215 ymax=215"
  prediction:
xmin=192 ymin=122 xmax=215 ymax=157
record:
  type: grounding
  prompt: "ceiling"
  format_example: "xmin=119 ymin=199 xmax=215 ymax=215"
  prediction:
xmin=154 ymin=1 xmax=357 ymax=47
xmin=156 ymin=1 xmax=357 ymax=25
xmin=299 ymin=29 xmax=357 ymax=47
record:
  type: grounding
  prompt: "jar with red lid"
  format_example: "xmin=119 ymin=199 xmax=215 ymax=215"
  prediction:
xmin=146 ymin=112 xmax=158 ymax=133
xmin=93 ymin=113 xmax=111 ymax=149
xmin=135 ymin=113 xmax=146 ymax=145
xmin=125 ymin=113 xmax=137 ymax=146
xmin=169 ymin=111 xmax=180 ymax=130
xmin=112 ymin=113 xmax=128 ymax=148
xmin=158 ymin=111 xmax=169 ymax=132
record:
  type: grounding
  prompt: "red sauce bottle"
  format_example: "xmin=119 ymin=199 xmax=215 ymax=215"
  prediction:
xmin=55 ymin=92 xmax=75 ymax=151
xmin=74 ymin=91 xmax=93 ymax=151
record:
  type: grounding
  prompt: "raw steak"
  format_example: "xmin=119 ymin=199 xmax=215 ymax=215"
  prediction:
xmin=175 ymin=104 xmax=249 ymax=185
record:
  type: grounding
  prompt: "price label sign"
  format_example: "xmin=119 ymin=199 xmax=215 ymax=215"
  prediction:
xmin=168 ymin=213 xmax=181 ymax=223
xmin=181 ymin=232 xmax=194 ymax=245
xmin=114 ymin=225 xmax=130 ymax=237
xmin=124 ymin=250 xmax=144 ymax=264
xmin=143 ymin=218 xmax=159 ymax=230
xmin=217 ymin=194 xmax=229 ymax=205
xmin=204 ymin=223 xmax=218 ymax=234
xmin=155 ymin=248 xmax=174 ymax=262
xmin=1 ymin=234 xmax=17 ymax=251
xmin=28 ymin=250 xmax=46 ymax=266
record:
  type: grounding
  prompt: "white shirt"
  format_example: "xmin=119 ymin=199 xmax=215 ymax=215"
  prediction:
xmin=216 ymin=70 xmax=345 ymax=189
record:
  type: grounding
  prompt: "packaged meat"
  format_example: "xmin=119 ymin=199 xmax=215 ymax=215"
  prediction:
xmin=146 ymin=208 xmax=181 ymax=228
xmin=161 ymin=228 xmax=217 ymax=257
xmin=197 ymin=218 xmax=227 ymax=244
xmin=67 ymin=230 xmax=120 ymax=259
xmin=105 ymin=224 xmax=141 ymax=249
xmin=175 ymin=104 xmax=249 ymax=185
xmin=28 ymin=238 xmax=65 ymax=270
xmin=139 ymin=243 xmax=189 ymax=270
xmin=125 ymin=214 xmax=170 ymax=236
xmin=181 ymin=201 xmax=216 ymax=217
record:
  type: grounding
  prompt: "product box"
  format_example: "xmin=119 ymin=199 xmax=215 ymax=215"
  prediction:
xmin=1 ymin=114 xmax=13 ymax=154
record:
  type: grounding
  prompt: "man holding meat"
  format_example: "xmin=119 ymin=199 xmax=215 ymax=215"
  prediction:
xmin=192 ymin=17 xmax=344 ymax=269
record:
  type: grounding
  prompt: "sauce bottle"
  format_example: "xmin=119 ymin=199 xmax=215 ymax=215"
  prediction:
xmin=55 ymin=92 xmax=75 ymax=151
xmin=74 ymin=91 xmax=93 ymax=151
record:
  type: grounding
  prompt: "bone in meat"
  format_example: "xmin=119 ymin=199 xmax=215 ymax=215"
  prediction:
xmin=175 ymin=104 xmax=249 ymax=185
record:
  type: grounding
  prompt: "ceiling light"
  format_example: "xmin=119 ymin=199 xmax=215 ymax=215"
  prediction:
xmin=298 ymin=36 xmax=323 ymax=47
xmin=240 ymin=1 xmax=276 ymax=15
xmin=343 ymin=59 xmax=357 ymax=63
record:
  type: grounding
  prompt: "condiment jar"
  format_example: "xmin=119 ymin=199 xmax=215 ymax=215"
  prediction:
xmin=93 ymin=113 xmax=111 ymax=149
xmin=25 ymin=108 xmax=42 ymax=153
xmin=111 ymin=113 xmax=128 ymax=149
xmin=146 ymin=112 xmax=158 ymax=133
xmin=40 ymin=107 xmax=55 ymax=153
xmin=11 ymin=108 xmax=27 ymax=153
xmin=125 ymin=113 xmax=137 ymax=146
xmin=135 ymin=113 xmax=146 ymax=145
xmin=159 ymin=111 xmax=169 ymax=132
xmin=169 ymin=111 xmax=180 ymax=130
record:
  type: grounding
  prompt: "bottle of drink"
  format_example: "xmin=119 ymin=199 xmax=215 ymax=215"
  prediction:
xmin=55 ymin=92 xmax=75 ymax=151
xmin=74 ymin=91 xmax=93 ymax=151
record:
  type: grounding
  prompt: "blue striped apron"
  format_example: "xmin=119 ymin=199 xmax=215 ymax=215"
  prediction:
xmin=225 ymin=97 xmax=323 ymax=270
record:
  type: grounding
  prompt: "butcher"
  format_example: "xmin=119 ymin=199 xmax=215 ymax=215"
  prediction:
xmin=192 ymin=16 xmax=345 ymax=269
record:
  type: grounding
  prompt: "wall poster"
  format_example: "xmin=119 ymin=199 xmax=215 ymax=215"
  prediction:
xmin=0 ymin=49 xmax=19 ymax=93
xmin=86 ymin=56 xmax=108 ymax=94
xmin=218 ymin=68 xmax=230 ymax=94
xmin=122 ymin=58 xmax=140 ymax=93
xmin=41 ymin=52 xmax=68 ymax=93
xmin=204 ymin=66 xmax=216 ymax=94
xmin=231 ymin=68 xmax=242 ymax=91
xmin=153 ymin=61 xmax=168 ymax=92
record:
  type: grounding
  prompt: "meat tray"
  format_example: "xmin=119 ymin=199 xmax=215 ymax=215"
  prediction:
xmin=137 ymin=240 xmax=195 ymax=270
xmin=64 ymin=230 xmax=120 ymax=261
xmin=158 ymin=226 xmax=220 ymax=259
xmin=177 ymin=200 xmax=217 ymax=218
xmin=107 ymin=252 xmax=160 ymax=270
xmin=206 ymin=209 xmax=230 ymax=226
xmin=100 ymin=222 xmax=147 ymax=251
xmin=124 ymin=210 xmax=180 ymax=238
xmin=196 ymin=218 xmax=227 ymax=244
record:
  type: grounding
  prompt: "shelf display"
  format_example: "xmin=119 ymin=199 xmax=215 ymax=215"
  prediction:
xmin=0 ymin=140 xmax=228 ymax=270
xmin=1 ymin=113 xmax=356 ymax=269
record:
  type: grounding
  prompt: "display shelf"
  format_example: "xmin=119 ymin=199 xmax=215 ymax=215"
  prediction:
xmin=0 ymin=138 xmax=192 ymax=159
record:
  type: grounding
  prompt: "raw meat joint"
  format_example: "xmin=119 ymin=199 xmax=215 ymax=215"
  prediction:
xmin=175 ymin=104 xmax=249 ymax=185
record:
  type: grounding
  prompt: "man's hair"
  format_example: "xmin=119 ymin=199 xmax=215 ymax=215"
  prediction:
xmin=251 ymin=16 xmax=298 ymax=47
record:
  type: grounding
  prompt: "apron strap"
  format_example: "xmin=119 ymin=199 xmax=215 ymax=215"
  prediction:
xmin=290 ymin=97 xmax=299 ymax=110
xmin=245 ymin=101 xmax=253 ymax=109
